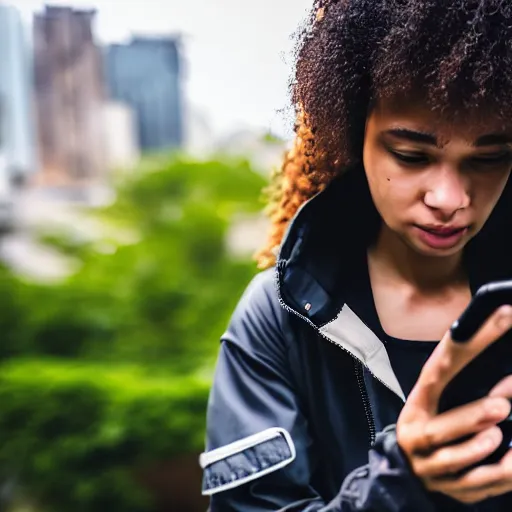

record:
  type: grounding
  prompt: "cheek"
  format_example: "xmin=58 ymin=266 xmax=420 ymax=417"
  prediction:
xmin=365 ymin=167 xmax=408 ymax=225
xmin=473 ymin=171 xmax=511 ymax=216
xmin=365 ymin=157 xmax=417 ymax=212
xmin=363 ymin=142 xmax=424 ymax=220
xmin=495 ymin=171 xmax=511 ymax=199
xmin=364 ymin=147 xmax=393 ymax=199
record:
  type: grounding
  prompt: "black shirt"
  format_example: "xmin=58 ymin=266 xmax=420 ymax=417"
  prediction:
xmin=344 ymin=252 xmax=438 ymax=398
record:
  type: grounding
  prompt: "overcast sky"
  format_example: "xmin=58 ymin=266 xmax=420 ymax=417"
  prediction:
xmin=17 ymin=0 xmax=313 ymax=139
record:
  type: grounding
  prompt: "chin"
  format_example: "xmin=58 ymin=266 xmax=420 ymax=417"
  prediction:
xmin=416 ymin=245 xmax=465 ymax=258
xmin=410 ymin=238 xmax=469 ymax=258
xmin=399 ymin=232 xmax=466 ymax=258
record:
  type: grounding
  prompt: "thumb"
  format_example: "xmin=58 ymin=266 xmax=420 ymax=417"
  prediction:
xmin=408 ymin=305 xmax=512 ymax=415
xmin=490 ymin=375 xmax=512 ymax=401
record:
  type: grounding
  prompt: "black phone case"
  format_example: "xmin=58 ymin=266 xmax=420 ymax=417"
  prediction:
xmin=451 ymin=280 xmax=512 ymax=343
xmin=441 ymin=280 xmax=512 ymax=466
xmin=439 ymin=331 xmax=512 ymax=465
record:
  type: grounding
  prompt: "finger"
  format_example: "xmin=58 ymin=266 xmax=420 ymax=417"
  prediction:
xmin=490 ymin=374 xmax=512 ymax=399
xmin=449 ymin=487 xmax=504 ymax=505
xmin=408 ymin=305 xmax=512 ymax=414
xmin=429 ymin=460 xmax=506 ymax=495
xmin=436 ymin=471 xmax=512 ymax=504
xmin=418 ymin=397 xmax=510 ymax=449
xmin=428 ymin=443 xmax=512 ymax=499
xmin=415 ymin=426 xmax=502 ymax=478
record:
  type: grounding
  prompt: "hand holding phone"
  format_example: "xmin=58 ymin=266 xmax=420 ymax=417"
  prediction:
xmin=440 ymin=280 xmax=512 ymax=464
xmin=451 ymin=280 xmax=512 ymax=343
xmin=397 ymin=301 xmax=512 ymax=503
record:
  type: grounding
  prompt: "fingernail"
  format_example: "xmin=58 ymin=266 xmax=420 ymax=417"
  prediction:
xmin=498 ymin=308 xmax=512 ymax=330
xmin=483 ymin=433 xmax=499 ymax=451
xmin=488 ymin=398 xmax=511 ymax=417
xmin=505 ymin=401 xmax=512 ymax=422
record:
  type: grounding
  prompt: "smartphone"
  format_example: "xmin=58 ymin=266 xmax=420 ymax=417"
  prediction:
xmin=450 ymin=279 xmax=512 ymax=343
xmin=439 ymin=279 xmax=512 ymax=466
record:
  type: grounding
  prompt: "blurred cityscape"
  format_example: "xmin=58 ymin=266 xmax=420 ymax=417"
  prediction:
xmin=0 ymin=2 xmax=287 ymax=281
xmin=0 ymin=3 xmax=296 ymax=511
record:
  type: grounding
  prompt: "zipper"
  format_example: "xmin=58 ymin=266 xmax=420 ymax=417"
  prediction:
xmin=275 ymin=264 xmax=382 ymax=447
xmin=274 ymin=266 xmax=404 ymax=401
xmin=354 ymin=360 xmax=376 ymax=445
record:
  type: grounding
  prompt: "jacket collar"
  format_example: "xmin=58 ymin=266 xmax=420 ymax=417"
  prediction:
xmin=275 ymin=165 xmax=406 ymax=400
xmin=277 ymin=164 xmax=379 ymax=326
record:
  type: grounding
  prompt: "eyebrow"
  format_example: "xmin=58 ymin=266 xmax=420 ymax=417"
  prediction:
xmin=474 ymin=134 xmax=512 ymax=147
xmin=384 ymin=128 xmax=512 ymax=148
xmin=385 ymin=128 xmax=438 ymax=146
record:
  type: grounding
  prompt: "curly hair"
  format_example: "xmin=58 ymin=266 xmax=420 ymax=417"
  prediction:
xmin=256 ymin=0 xmax=512 ymax=269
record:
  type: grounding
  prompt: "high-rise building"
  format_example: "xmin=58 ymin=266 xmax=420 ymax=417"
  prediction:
xmin=104 ymin=36 xmax=183 ymax=152
xmin=103 ymin=101 xmax=140 ymax=170
xmin=0 ymin=3 xmax=36 ymax=178
xmin=33 ymin=5 xmax=105 ymax=186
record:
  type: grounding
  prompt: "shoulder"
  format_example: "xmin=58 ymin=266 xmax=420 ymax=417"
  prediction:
xmin=223 ymin=268 xmax=293 ymax=361
xmin=235 ymin=267 xmax=281 ymax=317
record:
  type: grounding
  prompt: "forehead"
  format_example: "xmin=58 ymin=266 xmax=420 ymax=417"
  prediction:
xmin=368 ymin=96 xmax=512 ymax=144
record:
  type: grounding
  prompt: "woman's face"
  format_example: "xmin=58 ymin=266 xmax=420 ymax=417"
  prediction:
xmin=363 ymin=98 xmax=512 ymax=257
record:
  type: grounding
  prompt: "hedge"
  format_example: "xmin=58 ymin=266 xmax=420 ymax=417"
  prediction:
xmin=0 ymin=359 xmax=210 ymax=512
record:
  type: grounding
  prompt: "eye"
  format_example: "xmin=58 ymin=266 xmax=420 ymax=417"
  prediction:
xmin=388 ymin=150 xmax=429 ymax=165
xmin=471 ymin=151 xmax=512 ymax=167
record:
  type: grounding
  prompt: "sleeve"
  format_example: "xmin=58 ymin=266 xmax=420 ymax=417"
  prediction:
xmin=200 ymin=271 xmax=436 ymax=512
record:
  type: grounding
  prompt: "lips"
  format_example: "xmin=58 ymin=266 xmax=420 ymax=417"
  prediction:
xmin=420 ymin=226 xmax=467 ymax=237
xmin=414 ymin=225 xmax=469 ymax=250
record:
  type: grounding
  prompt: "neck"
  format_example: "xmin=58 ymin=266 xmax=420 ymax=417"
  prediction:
xmin=369 ymin=225 xmax=466 ymax=290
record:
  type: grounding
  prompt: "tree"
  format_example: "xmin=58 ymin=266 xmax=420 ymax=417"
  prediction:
xmin=27 ymin=154 xmax=267 ymax=372
xmin=0 ymin=154 xmax=267 ymax=511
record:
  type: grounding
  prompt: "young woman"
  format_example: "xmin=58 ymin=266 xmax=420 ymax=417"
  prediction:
xmin=201 ymin=1 xmax=512 ymax=510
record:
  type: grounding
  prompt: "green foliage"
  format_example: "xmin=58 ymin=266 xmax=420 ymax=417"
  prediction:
xmin=0 ymin=153 xmax=267 ymax=510
xmin=262 ymin=131 xmax=285 ymax=145
xmin=0 ymin=267 xmax=34 ymax=359
xmin=25 ymin=155 xmax=266 ymax=371
xmin=0 ymin=360 xmax=210 ymax=512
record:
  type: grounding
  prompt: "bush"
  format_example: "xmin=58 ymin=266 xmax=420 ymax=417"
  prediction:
xmin=0 ymin=359 xmax=210 ymax=512
xmin=23 ymin=155 xmax=267 ymax=372
xmin=0 ymin=266 xmax=34 ymax=359
xmin=0 ymin=154 xmax=268 ymax=510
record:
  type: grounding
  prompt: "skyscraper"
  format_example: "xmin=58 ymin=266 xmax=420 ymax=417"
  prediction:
xmin=0 ymin=3 xmax=36 ymax=178
xmin=33 ymin=5 xmax=105 ymax=185
xmin=104 ymin=36 xmax=184 ymax=152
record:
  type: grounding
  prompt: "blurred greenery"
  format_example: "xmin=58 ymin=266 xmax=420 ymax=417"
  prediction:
xmin=0 ymin=154 xmax=267 ymax=511
xmin=0 ymin=360 xmax=211 ymax=512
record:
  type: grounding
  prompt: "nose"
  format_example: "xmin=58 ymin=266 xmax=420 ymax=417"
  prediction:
xmin=423 ymin=168 xmax=470 ymax=218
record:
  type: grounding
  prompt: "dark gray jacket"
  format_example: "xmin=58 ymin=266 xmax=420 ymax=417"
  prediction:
xmin=200 ymin=166 xmax=512 ymax=511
